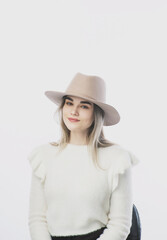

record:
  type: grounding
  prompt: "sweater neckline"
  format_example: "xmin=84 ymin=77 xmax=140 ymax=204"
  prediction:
xmin=67 ymin=143 xmax=88 ymax=147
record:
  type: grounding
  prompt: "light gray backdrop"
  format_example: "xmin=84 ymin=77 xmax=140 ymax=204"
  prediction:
xmin=0 ymin=0 xmax=167 ymax=239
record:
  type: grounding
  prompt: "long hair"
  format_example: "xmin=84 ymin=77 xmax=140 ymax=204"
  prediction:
xmin=50 ymin=96 xmax=118 ymax=170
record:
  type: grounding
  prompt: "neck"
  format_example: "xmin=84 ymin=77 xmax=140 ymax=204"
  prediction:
xmin=69 ymin=131 xmax=88 ymax=145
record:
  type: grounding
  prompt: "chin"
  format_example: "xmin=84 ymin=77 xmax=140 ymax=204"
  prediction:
xmin=67 ymin=126 xmax=80 ymax=131
xmin=64 ymin=122 xmax=77 ymax=131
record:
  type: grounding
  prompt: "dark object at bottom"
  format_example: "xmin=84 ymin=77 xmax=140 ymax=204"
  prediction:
xmin=51 ymin=227 xmax=106 ymax=240
xmin=127 ymin=204 xmax=141 ymax=240
xmin=51 ymin=204 xmax=141 ymax=240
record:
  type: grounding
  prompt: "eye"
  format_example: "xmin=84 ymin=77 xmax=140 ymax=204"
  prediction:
xmin=65 ymin=101 xmax=72 ymax=105
xmin=81 ymin=105 xmax=89 ymax=109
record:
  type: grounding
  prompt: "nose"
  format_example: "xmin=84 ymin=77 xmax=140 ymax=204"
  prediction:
xmin=71 ymin=106 xmax=79 ymax=116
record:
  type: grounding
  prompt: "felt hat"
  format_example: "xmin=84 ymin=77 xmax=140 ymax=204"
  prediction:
xmin=44 ymin=72 xmax=120 ymax=126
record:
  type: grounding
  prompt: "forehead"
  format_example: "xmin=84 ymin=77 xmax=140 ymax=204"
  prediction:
xmin=65 ymin=95 xmax=93 ymax=105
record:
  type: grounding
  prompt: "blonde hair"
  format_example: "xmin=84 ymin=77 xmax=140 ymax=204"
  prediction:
xmin=50 ymin=96 xmax=118 ymax=170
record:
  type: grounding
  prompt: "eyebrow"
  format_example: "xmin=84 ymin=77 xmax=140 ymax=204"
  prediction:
xmin=65 ymin=96 xmax=92 ymax=105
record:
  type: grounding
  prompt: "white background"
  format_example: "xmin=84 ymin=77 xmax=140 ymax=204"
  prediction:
xmin=0 ymin=0 xmax=167 ymax=239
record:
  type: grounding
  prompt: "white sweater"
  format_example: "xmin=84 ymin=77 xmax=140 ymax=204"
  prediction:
xmin=28 ymin=143 xmax=139 ymax=240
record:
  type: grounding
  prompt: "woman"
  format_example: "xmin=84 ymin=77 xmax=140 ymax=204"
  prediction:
xmin=28 ymin=72 xmax=139 ymax=240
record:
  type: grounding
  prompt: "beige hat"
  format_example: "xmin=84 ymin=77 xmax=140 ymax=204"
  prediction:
xmin=44 ymin=72 xmax=120 ymax=126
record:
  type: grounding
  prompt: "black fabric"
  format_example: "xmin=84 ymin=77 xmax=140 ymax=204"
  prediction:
xmin=51 ymin=227 xmax=106 ymax=240
xmin=126 ymin=204 xmax=141 ymax=240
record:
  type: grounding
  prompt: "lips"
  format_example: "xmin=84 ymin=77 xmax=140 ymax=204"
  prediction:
xmin=68 ymin=118 xmax=80 ymax=122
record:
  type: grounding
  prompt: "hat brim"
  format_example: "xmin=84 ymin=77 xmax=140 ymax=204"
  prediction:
xmin=44 ymin=91 xmax=120 ymax=126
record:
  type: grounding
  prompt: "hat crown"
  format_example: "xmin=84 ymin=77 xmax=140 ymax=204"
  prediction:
xmin=65 ymin=73 xmax=106 ymax=102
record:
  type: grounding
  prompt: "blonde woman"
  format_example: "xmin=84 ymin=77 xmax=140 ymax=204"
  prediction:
xmin=28 ymin=73 xmax=139 ymax=240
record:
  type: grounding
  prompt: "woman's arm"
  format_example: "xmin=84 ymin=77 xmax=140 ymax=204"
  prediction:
xmin=97 ymin=167 xmax=133 ymax=240
xmin=28 ymin=173 xmax=51 ymax=240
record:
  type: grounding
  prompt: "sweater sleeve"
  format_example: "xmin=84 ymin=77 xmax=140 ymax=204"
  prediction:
xmin=28 ymin=146 xmax=51 ymax=240
xmin=96 ymin=150 xmax=139 ymax=240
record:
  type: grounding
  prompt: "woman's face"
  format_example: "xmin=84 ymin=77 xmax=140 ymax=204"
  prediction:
xmin=62 ymin=95 xmax=94 ymax=134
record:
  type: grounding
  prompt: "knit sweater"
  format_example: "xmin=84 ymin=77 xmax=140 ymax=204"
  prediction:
xmin=28 ymin=143 xmax=139 ymax=240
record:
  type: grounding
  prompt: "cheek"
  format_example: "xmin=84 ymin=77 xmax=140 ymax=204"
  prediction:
xmin=62 ymin=106 xmax=68 ymax=115
xmin=62 ymin=107 xmax=68 ymax=122
xmin=90 ymin=113 xmax=94 ymax=124
xmin=84 ymin=111 xmax=94 ymax=124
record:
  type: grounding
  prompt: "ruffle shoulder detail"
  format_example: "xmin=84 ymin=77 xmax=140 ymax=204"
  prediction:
xmin=27 ymin=144 xmax=48 ymax=183
xmin=108 ymin=146 xmax=140 ymax=193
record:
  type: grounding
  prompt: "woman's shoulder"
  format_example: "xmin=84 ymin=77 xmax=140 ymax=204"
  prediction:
xmin=99 ymin=143 xmax=128 ymax=156
xmin=101 ymin=144 xmax=140 ymax=192
xmin=27 ymin=142 xmax=59 ymax=183
xmin=28 ymin=142 xmax=59 ymax=157
xmin=99 ymin=143 xmax=140 ymax=168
